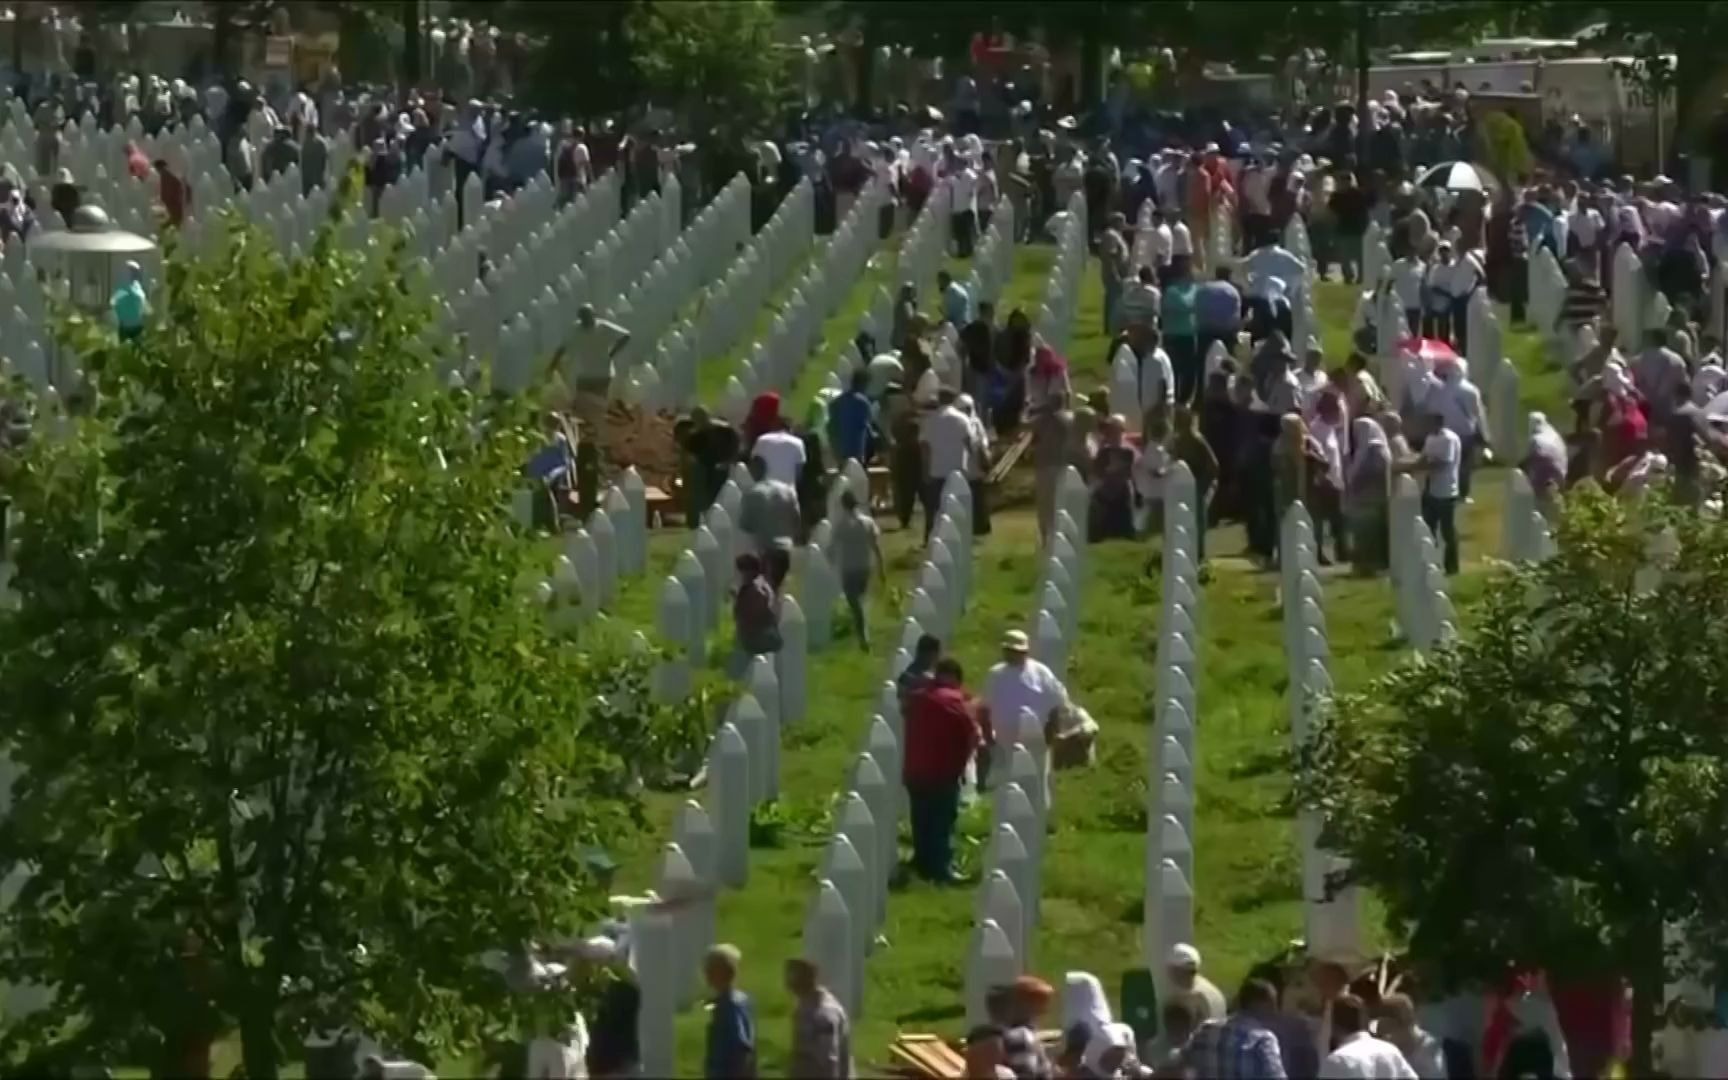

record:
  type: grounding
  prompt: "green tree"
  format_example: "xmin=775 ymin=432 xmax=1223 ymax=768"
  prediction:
xmin=1479 ymin=109 xmax=1535 ymax=183
xmin=627 ymin=0 xmax=787 ymax=139
xmin=1298 ymin=489 xmax=1728 ymax=1074
xmin=0 ymin=195 xmax=697 ymax=1077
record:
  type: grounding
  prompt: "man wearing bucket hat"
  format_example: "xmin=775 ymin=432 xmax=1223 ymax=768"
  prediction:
xmin=982 ymin=628 xmax=1069 ymax=796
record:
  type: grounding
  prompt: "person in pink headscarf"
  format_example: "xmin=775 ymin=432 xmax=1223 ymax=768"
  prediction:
xmin=1027 ymin=343 xmax=1071 ymax=417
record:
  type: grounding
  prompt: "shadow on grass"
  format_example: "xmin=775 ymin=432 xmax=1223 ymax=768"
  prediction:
xmin=897 ymin=1002 xmax=967 ymax=1025
xmin=1226 ymin=745 xmax=1288 ymax=781
xmin=1225 ymin=849 xmax=1303 ymax=913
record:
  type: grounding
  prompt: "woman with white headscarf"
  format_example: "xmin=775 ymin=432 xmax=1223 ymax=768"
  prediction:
xmin=1060 ymin=972 xmax=1115 ymax=1073
xmin=1522 ymin=412 xmax=1569 ymax=516
xmin=1346 ymin=415 xmax=1392 ymax=574
xmin=1692 ymin=360 xmax=1726 ymax=407
xmin=958 ymin=392 xmax=993 ymax=536
xmin=1078 ymin=1022 xmax=1142 ymax=1079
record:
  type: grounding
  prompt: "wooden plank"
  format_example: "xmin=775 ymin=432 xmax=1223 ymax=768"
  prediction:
xmin=987 ymin=430 xmax=1033 ymax=485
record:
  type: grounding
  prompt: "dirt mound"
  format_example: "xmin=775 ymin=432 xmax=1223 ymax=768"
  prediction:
xmin=582 ymin=398 xmax=682 ymax=489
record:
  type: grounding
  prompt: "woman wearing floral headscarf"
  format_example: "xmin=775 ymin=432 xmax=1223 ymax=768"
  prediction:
xmin=1346 ymin=415 xmax=1392 ymax=574
xmin=1522 ymin=411 xmax=1569 ymax=518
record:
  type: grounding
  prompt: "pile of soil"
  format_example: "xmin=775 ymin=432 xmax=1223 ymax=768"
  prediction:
xmin=582 ymin=399 xmax=683 ymax=490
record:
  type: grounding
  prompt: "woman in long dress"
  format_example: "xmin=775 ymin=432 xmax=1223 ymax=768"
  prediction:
xmin=1346 ymin=416 xmax=1392 ymax=574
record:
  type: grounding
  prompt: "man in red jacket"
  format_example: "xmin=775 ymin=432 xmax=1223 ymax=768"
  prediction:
xmin=903 ymin=658 xmax=982 ymax=884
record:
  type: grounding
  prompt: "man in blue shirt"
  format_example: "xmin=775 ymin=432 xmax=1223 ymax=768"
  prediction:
xmin=827 ymin=368 xmax=876 ymax=465
xmin=111 ymin=260 xmax=149 ymax=343
xmin=938 ymin=269 xmax=972 ymax=329
xmin=704 ymin=943 xmax=757 ymax=1079
xmin=1194 ymin=266 xmax=1243 ymax=361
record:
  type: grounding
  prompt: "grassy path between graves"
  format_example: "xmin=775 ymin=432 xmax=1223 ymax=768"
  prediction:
xmin=693 ymin=236 xmax=828 ymax=407
xmin=592 ymin=244 xmax=1066 ymax=1073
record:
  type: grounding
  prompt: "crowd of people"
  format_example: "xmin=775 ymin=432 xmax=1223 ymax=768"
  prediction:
xmin=672 ymin=936 xmax=1588 ymax=1078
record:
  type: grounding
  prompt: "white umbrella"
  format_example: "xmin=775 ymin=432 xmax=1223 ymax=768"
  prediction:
xmin=1416 ymin=160 xmax=1499 ymax=193
xmin=1703 ymin=389 xmax=1728 ymax=422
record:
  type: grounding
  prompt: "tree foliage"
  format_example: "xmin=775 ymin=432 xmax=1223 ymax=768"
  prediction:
xmin=0 ymin=193 xmax=698 ymax=1077
xmin=462 ymin=0 xmax=784 ymax=136
xmin=1479 ymin=109 xmax=1535 ymax=184
xmin=626 ymin=0 xmax=787 ymax=136
xmin=1298 ymin=488 xmax=1728 ymax=1070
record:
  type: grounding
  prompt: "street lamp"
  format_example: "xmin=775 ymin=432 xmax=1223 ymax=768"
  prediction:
xmin=31 ymin=205 xmax=157 ymax=315
xmin=29 ymin=205 xmax=157 ymax=388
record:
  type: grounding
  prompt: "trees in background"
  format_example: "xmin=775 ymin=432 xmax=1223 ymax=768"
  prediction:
xmin=1299 ymin=490 xmax=1728 ymax=1074
xmin=0 ymin=191 xmax=700 ymax=1078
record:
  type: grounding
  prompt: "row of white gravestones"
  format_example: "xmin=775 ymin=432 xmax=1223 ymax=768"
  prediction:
xmin=968 ymin=198 xmax=1019 ymax=311
xmin=1387 ymin=474 xmax=1457 ymax=652
xmin=843 ymin=176 xmax=953 ymax=365
xmin=882 ymin=472 xmax=976 ymax=692
xmin=900 ymin=180 xmax=955 ymax=300
xmin=965 ymin=488 xmax=1087 ymax=1028
xmin=1502 ymin=469 xmax=1559 ymax=565
xmin=1462 ymin=290 xmax=1527 ymax=465
xmin=1710 ymin=261 xmax=1728 ymax=347
xmin=1145 ymin=461 xmax=1199 ymax=991
xmin=470 ymin=180 xmax=651 ymax=392
xmin=804 ymin=472 xmax=977 ymax=1025
xmin=721 ymin=178 xmax=891 ymax=411
xmin=1206 ymin=195 xmax=1235 ymax=275
xmin=1131 ymin=199 xmax=1157 ymax=271
xmin=529 ymin=470 xmax=652 ymax=626
xmin=610 ymin=175 xmax=752 ymax=404
xmin=917 ymin=199 xmax=1020 ymax=402
xmin=672 ymin=177 xmax=813 ymax=421
xmin=850 ymin=181 xmax=946 ymax=355
xmin=638 ymin=501 xmax=836 ymax=1076
xmin=1280 ymin=504 xmax=1365 ymax=965
xmin=1362 ymin=220 xmax=1391 ymax=300
xmin=1284 ymin=215 xmax=1321 ymax=356
xmin=1036 ymin=193 xmax=1089 ymax=358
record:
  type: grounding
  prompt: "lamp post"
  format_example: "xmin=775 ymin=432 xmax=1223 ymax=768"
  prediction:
xmin=29 ymin=205 xmax=157 ymax=388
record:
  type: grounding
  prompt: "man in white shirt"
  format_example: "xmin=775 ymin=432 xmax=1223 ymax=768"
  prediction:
xmin=1440 ymin=243 xmax=1485 ymax=353
xmin=1148 ymin=208 xmax=1175 ymax=270
xmin=1243 ymin=239 xmax=1305 ymax=308
xmin=1404 ymin=408 xmax=1462 ymax=575
xmin=920 ymin=388 xmax=974 ymax=540
xmin=982 ymin=629 xmax=1068 ymax=790
xmin=1153 ymin=151 xmax=1183 ymax=212
xmin=1139 ymin=327 xmax=1176 ymax=431
xmin=753 ymin=423 xmax=807 ymax=487
xmin=1427 ymin=358 xmax=1485 ymax=498
xmin=949 ymin=162 xmax=978 ymax=258
xmin=1375 ymin=994 xmax=1448 ymax=1080
xmin=1171 ymin=218 xmax=1194 ymax=261
xmin=1320 ymin=994 xmax=1417 ymax=1079
xmin=1389 ymin=253 xmax=1427 ymax=339
xmin=562 ymin=305 xmax=631 ymax=398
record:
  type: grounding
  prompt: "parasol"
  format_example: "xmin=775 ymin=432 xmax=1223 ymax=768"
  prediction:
xmin=1415 ymin=160 xmax=1500 ymax=194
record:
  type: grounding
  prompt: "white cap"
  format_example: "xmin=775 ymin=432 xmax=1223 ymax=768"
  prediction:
xmin=1167 ymin=943 xmax=1202 ymax=969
